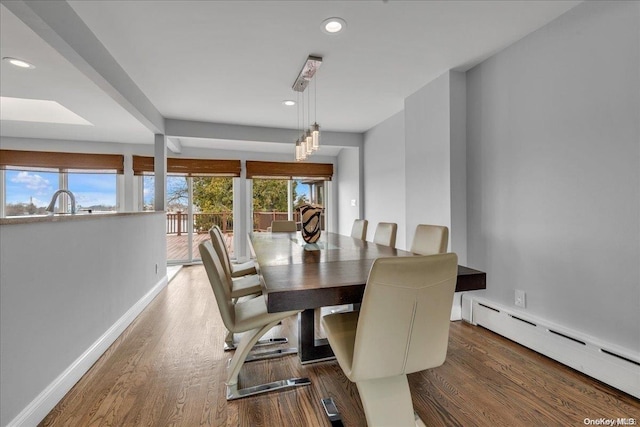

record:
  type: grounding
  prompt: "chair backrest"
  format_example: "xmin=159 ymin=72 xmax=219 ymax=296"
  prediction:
xmin=350 ymin=253 xmax=458 ymax=381
xmin=373 ymin=222 xmax=397 ymax=247
xmin=209 ymin=226 xmax=233 ymax=280
xmin=199 ymin=240 xmax=236 ymax=328
xmin=350 ymin=219 xmax=368 ymax=240
xmin=271 ymin=220 xmax=297 ymax=232
xmin=410 ymin=224 xmax=449 ymax=255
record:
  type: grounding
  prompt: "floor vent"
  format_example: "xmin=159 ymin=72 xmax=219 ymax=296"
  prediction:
xmin=548 ymin=329 xmax=586 ymax=346
xmin=462 ymin=295 xmax=640 ymax=399
xmin=508 ymin=314 xmax=537 ymax=327
xmin=601 ymin=349 xmax=640 ymax=367
xmin=478 ymin=302 xmax=500 ymax=313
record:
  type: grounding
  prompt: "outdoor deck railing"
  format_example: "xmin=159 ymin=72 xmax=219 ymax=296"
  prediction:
xmin=166 ymin=212 xmax=233 ymax=235
xmin=166 ymin=210 xmax=325 ymax=235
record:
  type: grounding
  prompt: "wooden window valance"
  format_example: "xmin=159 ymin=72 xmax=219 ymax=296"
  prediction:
xmin=0 ymin=149 xmax=124 ymax=174
xmin=245 ymin=161 xmax=333 ymax=180
xmin=132 ymin=156 xmax=241 ymax=177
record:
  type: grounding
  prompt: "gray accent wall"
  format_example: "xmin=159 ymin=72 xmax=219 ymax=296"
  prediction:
xmin=364 ymin=111 xmax=406 ymax=249
xmin=363 ymin=0 xmax=639 ymax=353
xmin=404 ymin=70 xmax=467 ymax=263
xmin=466 ymin=0 xmax=640 ymax=351
xmin=337 ymin=148 xmax=361 ymax=237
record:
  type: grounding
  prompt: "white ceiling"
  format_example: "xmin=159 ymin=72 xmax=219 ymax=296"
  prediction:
xmin=1 ymin=0 xmax=581 ymax=152
xmin=0 ymin=4 xmax=153 ymax=144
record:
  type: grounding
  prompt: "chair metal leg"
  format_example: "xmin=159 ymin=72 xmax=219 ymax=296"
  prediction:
xmin=225 ymin=320 xmax=310 ymax=400
xmin=356 ymin=375 xmax=416 ymax=427
xmin=224 ymin=330 xmax=235 ymax=350
xmin=226 ymin=377 xmax=311 ymax=400
xmin=223 ymin=317 xmax=286 ymax=351
xmin=322 ymin=397 xmax=345 ymax=427
xmin=244 ymin=347 xmax=298 ymax=362
xmin=224 ymin=334 xmax=288 ymax=351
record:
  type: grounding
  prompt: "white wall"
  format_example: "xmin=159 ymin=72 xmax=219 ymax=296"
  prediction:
xmin=363 ymin=111 xmax=406 ymax=249
xmin=405 ymin=72 xmax=451 ymax=245
xmin=0 ymin=213 xmax=167 ymax=426
xmin=404 ymin=71 xmax=467 ymax=262
xmin=336 ymin=147 xmax=361 ymax=237
xmin=466 ymin=0 xmax=640 ymax=352
xmin=449 ymin=71 xmax=467 ymax=265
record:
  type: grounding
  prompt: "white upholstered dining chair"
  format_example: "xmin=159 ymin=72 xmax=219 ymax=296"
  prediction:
xmin=209 ymin=226 xmax=289 ymax=351
xmin=373 ymin=222 xmax=397 ymax=248
xmin=322 ymin=253 xmax=458 ymax=426
xmin=410 ymin=224 xmax=449 ymax=255
xmin=199 ymin=241 xmax=310 ymax=400
xmin=209 ymin=226 xmax=256 ymax=278
xmin=350 ymin=219 xmax=368 ymax=240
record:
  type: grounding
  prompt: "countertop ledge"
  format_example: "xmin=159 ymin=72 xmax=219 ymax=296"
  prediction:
xmin=0 ymin=211 xmax=165 ymax=225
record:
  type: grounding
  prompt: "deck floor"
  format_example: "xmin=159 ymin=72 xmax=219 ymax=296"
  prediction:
xmin=166 ymin=232 xmax=233 ymax=261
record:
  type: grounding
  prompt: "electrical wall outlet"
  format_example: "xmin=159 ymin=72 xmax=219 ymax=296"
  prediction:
xmin=515 ymin=290 xmax=526 ymax=308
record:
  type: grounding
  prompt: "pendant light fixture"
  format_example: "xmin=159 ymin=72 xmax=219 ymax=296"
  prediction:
xmin=295 ymin=92 xmax=305 ymax=161
xmin=292 ymin=55 xmax=322 ymax=161
xmin=311 ymin=75 xmax=320 ymax=151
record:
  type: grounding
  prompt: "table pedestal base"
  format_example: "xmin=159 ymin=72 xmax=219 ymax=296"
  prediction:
xmin=298 ymin=309 xmax=335 ymax=364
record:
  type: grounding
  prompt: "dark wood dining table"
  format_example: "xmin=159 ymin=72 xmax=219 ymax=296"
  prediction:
xmin=249 ymin=231 xmax=486 ymax=363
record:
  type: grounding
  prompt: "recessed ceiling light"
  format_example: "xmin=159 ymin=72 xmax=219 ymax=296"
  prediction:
xmin=283 ymin=100 xmax=296 ymax=106
xmin=321 ymin=17 xmax=346 ymax=35
xmin=3 ymin=57 xmax=35 ymax=69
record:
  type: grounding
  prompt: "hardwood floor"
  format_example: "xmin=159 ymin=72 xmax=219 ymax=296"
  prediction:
xmin=41 ymin=265 xmax=639 ymax=426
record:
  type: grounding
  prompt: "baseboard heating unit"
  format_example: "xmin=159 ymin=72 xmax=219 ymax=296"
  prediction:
xmin=461 ymin=295 xmax=640 ymax=399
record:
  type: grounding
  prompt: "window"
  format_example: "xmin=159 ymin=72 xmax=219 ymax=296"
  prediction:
xmin=132 ymin=156 xmax=240 ymax=263
xmin=252 ymin=178 xmax=327 ymax=232
xmin=252 ymin=178 xmax=291 ymax=231
xmin=4 ymin=169 xmax=58 ymax=216
xmin=163 ymin=175 xmax=235 ymax=263
xmin=247 ymin=161 xmax=332 ymax=232
xmin=295 ymin=178 xmax=326 ymax=230
xmin=142 ymin=175 xmax=155 ymax=211
xmin=0 ymin=150 xmax=123 ymax=217
xmin=68 ymin=173 xmax=117 ymax=212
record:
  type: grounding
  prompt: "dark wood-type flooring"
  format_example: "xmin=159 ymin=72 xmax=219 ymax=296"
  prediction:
xmin=41 ymin=265 xmax=639 ymax=426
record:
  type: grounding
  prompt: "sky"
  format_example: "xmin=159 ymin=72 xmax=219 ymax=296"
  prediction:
xmin=5 ymin=170 xmax=117 ymax=208
xmin=6 ymin=171 xmax=313 ymax=209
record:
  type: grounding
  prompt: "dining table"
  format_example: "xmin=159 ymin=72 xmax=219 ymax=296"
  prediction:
xmin=249 ymin=231 xmax=486 ymax=363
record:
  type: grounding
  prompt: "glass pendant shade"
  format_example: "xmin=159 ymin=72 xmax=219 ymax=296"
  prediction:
xmin=295 ymin=140 xmax=302 ymax=161
xmin=305 ymin=130 xmax=313 ymax=155
xmin=300 ymin=139 xmax=308 ymax=159
xmin=312 ymin=123 xmax=320 ymax=150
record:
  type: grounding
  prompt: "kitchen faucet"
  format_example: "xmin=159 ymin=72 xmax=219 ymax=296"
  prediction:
xmin=46 ymin=189 xmax=76 ymax=215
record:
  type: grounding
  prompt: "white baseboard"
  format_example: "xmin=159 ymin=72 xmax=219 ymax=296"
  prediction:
xmin=461 ymin=295 xmax=640 ymax=399
xmin=7 ymin=276 xmax=169 ymax=427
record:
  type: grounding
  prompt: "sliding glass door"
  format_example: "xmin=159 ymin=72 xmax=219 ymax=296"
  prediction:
xmin=191 ymin=176 xmax=234 ymax=260
xmin=143 ymin=175 xmax=234 ymax=264
xmin=251 ymin=177 xmax=326 ymax=232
